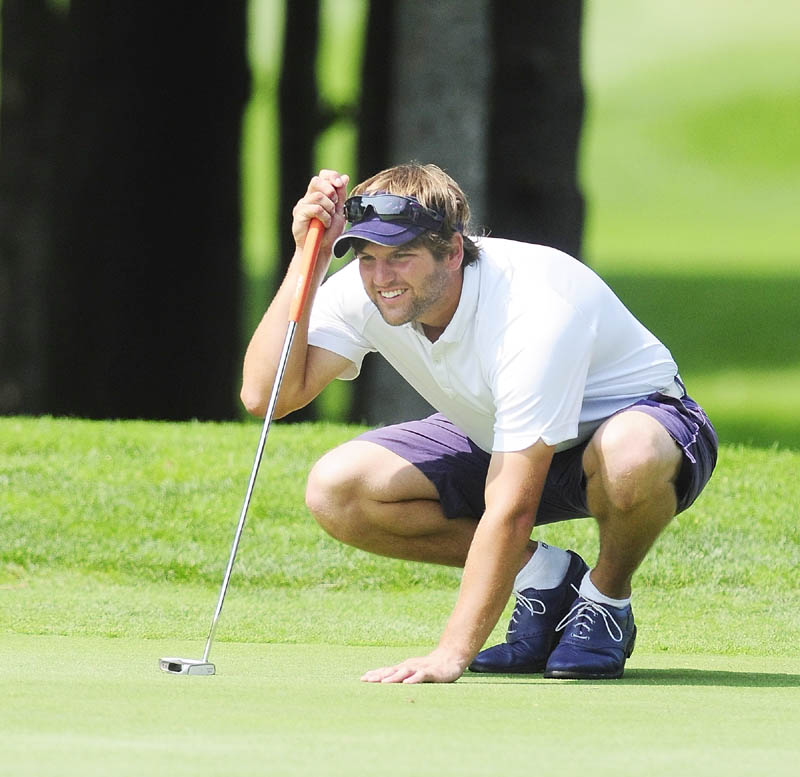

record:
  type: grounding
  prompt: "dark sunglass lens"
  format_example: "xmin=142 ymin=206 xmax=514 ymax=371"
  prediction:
xmin=369 ymin=194 xmax=408 ymax=216
xmin=344 ymin=197 xmax=364 ymax=221
xmin=344 ymin=193 xmax=443 ymax=229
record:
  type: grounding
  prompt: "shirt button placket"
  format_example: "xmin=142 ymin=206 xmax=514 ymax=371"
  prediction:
xmin=431 ymin=344 xmax=454 ymax=397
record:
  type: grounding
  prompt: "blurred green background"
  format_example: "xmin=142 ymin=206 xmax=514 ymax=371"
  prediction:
xmin=580 ymin=2 xmax=799 ymax=449
xmin=2 ymin=1 xmax=794 ymax=445
xmin=240 ymin=1 xmax=799 ymax=446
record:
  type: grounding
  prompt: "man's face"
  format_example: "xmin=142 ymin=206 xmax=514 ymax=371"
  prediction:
xmin=356 ymin=241 xmax=462 ymax=334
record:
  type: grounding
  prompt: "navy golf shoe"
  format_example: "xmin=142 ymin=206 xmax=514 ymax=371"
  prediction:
xmin=543 ymin=595 xmax=637 ymax=679
xmin=468 ymin=550 xmax=589 ymax=674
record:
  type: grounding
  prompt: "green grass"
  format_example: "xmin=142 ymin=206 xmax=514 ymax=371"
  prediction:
xmin=2 ymin=417 xmax=799 ymax=653
xmin=2 ymin=637 xmax=798 ymax=777
xmin=2 ymin=417 xmax=799 ymax=776
xmin=582 ymin=0 xmax=800 ymax=268
xmin=0 ymin=417 xmax=457 ymax=593
xmin=2 ymin=3 xmax=799 ymax=773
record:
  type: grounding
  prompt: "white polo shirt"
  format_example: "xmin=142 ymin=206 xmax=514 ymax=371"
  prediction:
xmin=307 ymin=237 xmax=679 ymax=453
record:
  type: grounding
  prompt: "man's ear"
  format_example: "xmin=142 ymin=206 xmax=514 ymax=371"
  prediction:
xmin=447 ymin=232 xmax=464 ymax=270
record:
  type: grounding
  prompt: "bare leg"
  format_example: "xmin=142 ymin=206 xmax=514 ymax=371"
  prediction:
xmin=583 ymin=410 xmax=683 ymax=599
xmin=305 ymin=441 xmax=480 ymax=566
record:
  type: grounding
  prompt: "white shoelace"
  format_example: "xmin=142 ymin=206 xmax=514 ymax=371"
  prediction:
xmin=554 ymin=586 xmax=624 ymax=643
xmin=507 ymin=591 xmax=546 ymax=635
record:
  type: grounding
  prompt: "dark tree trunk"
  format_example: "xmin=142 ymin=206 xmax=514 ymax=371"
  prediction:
xmin=488 ymin=1 xmax=585 ymax=260
xmin=44 ymin=1 xmax=249 ymax=420
xmin=285 ymin=0 xmax=585 ymax=427
xmin=277 ymin=0 xmax=321 ymax=421
xmin=357 ymin=0 xmax=393 ymax=187
xmin=0 ymin=0 xmax=66 ymax=414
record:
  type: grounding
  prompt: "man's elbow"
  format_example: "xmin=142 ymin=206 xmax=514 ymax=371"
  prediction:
xmin=240 ymin=386 xmax=297 ymax=420
xmin=240 ymin=386 xmax=266 ymax=418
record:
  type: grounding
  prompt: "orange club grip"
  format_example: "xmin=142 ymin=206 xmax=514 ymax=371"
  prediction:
xmin=288 ymin=218 xmax=325 ymax=323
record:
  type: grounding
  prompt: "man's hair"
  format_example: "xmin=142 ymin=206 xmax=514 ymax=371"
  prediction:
xmin=350 ymin=162 xmax=481 ymax=266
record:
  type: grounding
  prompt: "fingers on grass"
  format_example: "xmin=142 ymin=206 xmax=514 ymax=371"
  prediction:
xmin=361 ymin=664 xmax=415 ymax=684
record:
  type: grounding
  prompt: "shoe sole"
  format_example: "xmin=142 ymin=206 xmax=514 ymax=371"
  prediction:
xmin=468 ymin=661 xmax=547 ymax=675
xmin=543 ymin=666 xmax=625 ymax=680
xmin=543 ymin=626 xmax=637 ymax=680
xmin=468 ymin=643 xmax=554 ymax=675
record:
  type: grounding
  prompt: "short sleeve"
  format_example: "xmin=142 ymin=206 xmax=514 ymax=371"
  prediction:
xmin=307 ymin=264 xmax=375 ymax=380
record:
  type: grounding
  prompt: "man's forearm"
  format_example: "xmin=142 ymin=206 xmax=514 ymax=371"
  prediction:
xmin=436 ymin=506 xmax=535 ymax=667
xmin=240 ymin=249 xmax=319 ymax=418
xmin=437 ymin=442 xmax=553 ymax=671
xmin=241 ymin=169 xmax=349 ymax=418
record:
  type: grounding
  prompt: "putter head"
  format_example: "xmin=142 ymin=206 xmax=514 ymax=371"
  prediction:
xmin=159 ymin=657 xmax=216 ymax=676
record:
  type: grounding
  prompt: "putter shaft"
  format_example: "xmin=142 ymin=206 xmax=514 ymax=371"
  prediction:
xmin=202 ymin=322 xmax=297 ymax=662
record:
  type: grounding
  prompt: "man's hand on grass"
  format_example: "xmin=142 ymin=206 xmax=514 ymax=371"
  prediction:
xmin=360 ymin=648 xmax=468 ymax=684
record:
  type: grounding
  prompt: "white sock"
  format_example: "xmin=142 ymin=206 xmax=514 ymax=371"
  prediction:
xmin=514 ymin=542 xmax=571 ymax=592
xmin=579 ymin=571 xmax=631 ymax=609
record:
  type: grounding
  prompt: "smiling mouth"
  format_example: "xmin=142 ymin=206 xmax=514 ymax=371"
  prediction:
xmin=378 ymin=289 xmax=406 ymax=299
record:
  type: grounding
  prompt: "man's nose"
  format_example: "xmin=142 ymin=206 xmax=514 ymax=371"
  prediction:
xmin=373 ymin=259 xmax=395 ymax=286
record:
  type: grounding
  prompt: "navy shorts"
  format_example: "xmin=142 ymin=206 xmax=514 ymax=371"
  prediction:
xmin=356 ymin=388 xmax=718 ymax=525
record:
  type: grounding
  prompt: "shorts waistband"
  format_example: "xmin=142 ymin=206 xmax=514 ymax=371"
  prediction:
xmin=660 ymin=377 xmax=684 ymax=399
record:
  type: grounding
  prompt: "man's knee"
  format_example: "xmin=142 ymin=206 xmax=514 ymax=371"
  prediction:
xmin=305 ymin=446 xmax=367 ymax=541
xmin=584 ymin=411 xmax=681 ymax=513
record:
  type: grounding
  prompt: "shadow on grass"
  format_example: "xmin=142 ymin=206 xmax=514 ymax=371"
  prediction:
xmin=466 ymin=669 xmax=800 ymax=688
xmin=602 ymin=272 xmax=799 ymax=372
xmin=709 ymin=417 xmax=800 ymax=451
xmin=622 ymin=668 xmax=800 ymax=687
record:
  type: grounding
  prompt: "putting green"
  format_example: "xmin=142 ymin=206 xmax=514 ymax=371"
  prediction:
xmin=2 ymin=635 xmax=797 ymax=777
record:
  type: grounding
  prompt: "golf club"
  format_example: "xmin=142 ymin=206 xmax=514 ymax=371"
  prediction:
xmin=160 ymin=218 xmax=325 ymax=676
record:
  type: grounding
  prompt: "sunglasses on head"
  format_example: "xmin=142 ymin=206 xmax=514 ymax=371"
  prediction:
xmin=343 ymin=193 xmax=445 ymax=231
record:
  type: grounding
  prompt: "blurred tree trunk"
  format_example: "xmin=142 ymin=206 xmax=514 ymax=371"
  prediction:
xmin=350 ymin=0 xmax=584 ymax=425
xmin=356 ymin=0 xmax=393 ymax=197
xmin=0 ymin=0 xmax=66 ymax=414
xmin=277 ymin=0 xmax=321 ymax=422
xmin=488 ymin=1 xmax=585 ymax=260
xmin=353 ymin=0 xmax=491 ymax=426
xmin=43 ymin=1 xmax=249 ymax=420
